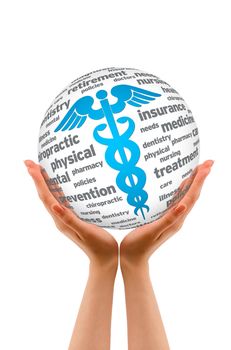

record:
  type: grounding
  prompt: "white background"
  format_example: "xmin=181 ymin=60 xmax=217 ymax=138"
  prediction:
xmin=0 ymin=1 xmax=230 ymax=349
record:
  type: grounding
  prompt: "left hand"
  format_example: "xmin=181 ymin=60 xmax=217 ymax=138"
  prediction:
xmin=24 ymin=160 xmax=118 ymax=270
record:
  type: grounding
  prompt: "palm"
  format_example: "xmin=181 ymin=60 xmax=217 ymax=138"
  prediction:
xmin=25 ymin=160 xmax=118 ymax=265
xmin=120 ymin=160 xmax=213 ymax=263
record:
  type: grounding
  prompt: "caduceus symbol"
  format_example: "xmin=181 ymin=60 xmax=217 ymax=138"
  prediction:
xmin=54 ymin=84 xmax=161 ymax=220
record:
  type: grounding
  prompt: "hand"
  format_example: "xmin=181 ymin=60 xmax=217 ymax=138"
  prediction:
xmin=120 ymin=160 xmax=214 ymax=269
xmin=24 ymin=160 xmax=118 ymax=271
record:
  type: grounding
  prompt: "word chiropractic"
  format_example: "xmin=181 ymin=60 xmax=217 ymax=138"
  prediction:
xmin=38 ymin=134 xmax=80 ymax=161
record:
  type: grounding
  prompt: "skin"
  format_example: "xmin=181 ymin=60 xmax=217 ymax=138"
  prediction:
xmin=24 ymin=158 xmax=214 ymax=350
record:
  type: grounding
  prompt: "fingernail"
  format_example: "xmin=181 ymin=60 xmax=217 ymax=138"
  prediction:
xmin=52 ymin=204 xmax=65 ymax=215
xmin=174 ymin=204 xmax=187 ymax=214
xmin=24 ymin=160 xmax=33 ymax=168
xmin=205 ymin=160 xmax=214 ymax=168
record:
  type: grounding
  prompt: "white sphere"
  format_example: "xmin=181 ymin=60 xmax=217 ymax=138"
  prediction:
xmin=38 ymin=67 xmax=200 ymax=230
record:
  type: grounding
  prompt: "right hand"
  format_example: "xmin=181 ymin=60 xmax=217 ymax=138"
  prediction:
xmin=120 ymin=160 xmax=214 ymax=269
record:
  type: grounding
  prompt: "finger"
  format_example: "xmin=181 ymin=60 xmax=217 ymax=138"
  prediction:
xmin=25 ymin=160 xmax=62 ymax=211
xmin=168 ymin=160 xmax=213 ymax=209
xmin=153 ymin=227 xmax=179 ymax=252
xmin=157 ymin=161 xmax=213 ymax=234
xmin=160 ymin=162 xmax=213 ymax=227
xmin=178 ymin=161 xmax=213 ymax=212
xmin=153 ymin=203 xmax=188 ymax=237
xmin=123 ymin=160 xmax=214 ymax=251
xmin=25 ymin=160 xmax=70 ymax=221
xmin=145 ymin=207 xmax=187 ymax=256
xmin=25 ymin=160 xmax=104 ymax=241
xmin=25 ymin=160 xmax=83 ymax=241
xmin=130 ymin=160 xmax=213 ymax=239
xmin=169 ymin=175 xmax=194 ymax=210
xmin=25 ymin=160 xmax=72 ymax=218
xmin=155 ymin=177 xmax=209 ymax=247
xmin=40 ymin=166 xmax=71 ymax=208
xmin=153 ymin=161 xmax=214 ymax=240
xmin=133 ymin=202 xmax=187 ymax=244
xmin=50 ymin=203 xmax=100 ymax=241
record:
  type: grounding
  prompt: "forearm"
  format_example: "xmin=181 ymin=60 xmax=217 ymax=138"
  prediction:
xmin=121 ymin=261 xmax=170 ymax=350
xmin=68 ymin=262 xmax=117 ymax=350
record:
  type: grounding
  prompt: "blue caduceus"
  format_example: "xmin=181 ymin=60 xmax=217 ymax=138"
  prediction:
xmin=54 ymin=84 xmax=161 ymax=220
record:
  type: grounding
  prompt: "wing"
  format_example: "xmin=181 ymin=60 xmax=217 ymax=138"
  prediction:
xmin=54 ymin=96 xmax=93 ymax=132
xmin=54 ymin=109 xmax=87 ymax=132
xmin=110 ymin=84 xmax=162 ymax=113
xmin=54 ymin=94 xmax=104 ymax=132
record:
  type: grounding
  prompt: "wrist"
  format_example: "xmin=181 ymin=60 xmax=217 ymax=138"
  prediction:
xmin=120 ymin=256 xmax=149 ymax=277
xmin=89 ymin=255 xmax=118 ymax=276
